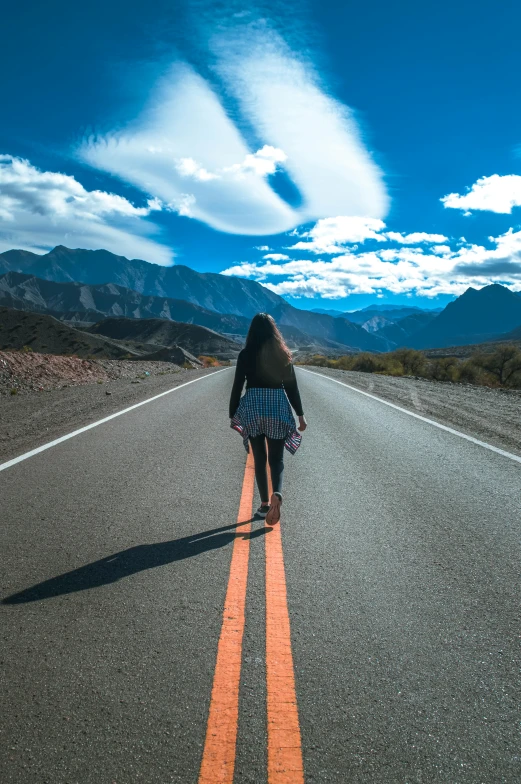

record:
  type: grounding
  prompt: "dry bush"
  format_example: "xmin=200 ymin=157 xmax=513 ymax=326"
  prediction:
xmin=198 ymin=355 xmax=221 ymax=367
xmin=427 ymin=356 xmax=459 ymax=382
xmin=390 ymin=348 xmax=426 ymax=376
xmin=302 ymin=344 xmax=521 ymax=389
xmin=473 ymin=346 xmax=521 ymax=387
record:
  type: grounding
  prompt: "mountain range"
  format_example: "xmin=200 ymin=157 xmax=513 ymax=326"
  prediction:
xmin=1 ymin=246 xmax=521 ymax=353
xmin=0 ymin=248 xmax=390 ymax=351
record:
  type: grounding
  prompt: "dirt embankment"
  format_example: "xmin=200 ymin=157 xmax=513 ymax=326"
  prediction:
xmin=302 ymin=366 xmax=521 ymax=458
xmin=0 ymin=350 xmax=184 ymax=396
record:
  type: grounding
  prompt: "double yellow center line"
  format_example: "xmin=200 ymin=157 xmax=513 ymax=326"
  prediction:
xmin=198 ymin=452 xmax=304 ymax=783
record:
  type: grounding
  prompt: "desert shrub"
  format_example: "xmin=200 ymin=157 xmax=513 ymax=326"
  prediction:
xmin=198 ymin=355 xmax=220 ymax=367
xmin=427 ymin=356 xmax=459 ymax=382
xmin=20 ymin=345 xmax=33 ymax=353
xmin=307 ymin=354 xmax=330 ymax=367
xmin=10 ymin=388 xmax=18 ymax=395
xmin=350 ymin=353 xmax=387 ymax=373
xmin=456 ymin=359 xmax=482 ymax=384
xmin=301 ymin=344 xmax=521 ymax=389
xmin=390 ymin=348 xmax=426 ymax=376
xmin=473 ymin=346 xmax=521 ymax=387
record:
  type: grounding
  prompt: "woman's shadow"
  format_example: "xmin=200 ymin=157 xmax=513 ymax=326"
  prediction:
xmin=2 ymin=520 xmax=268 ymax=605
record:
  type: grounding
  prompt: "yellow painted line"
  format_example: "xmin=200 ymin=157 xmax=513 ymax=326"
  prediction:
xmin=265 ymin=476 xmax=305 ymax=783
xmin=198 ymin=451 xmax=255 ymax=784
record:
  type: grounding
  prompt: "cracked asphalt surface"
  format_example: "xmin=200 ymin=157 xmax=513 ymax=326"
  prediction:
xmin=1 ymin=368 xmax=519 ymax=783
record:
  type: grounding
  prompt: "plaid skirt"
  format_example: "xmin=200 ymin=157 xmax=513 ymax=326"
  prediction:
xmin=230 ymin=387 xmax=302 ymax=454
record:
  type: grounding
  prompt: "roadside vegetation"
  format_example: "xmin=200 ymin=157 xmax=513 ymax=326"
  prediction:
xmin=299 ymin=346 xmax=521 ymax=389
xmin=197 ymin=355 xmax=231 ymax=367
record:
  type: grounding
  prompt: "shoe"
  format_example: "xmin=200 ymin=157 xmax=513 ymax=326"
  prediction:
xmin=256 ymin=505 xmax=270 ymax=518
xmin=265 ymin=493 xmax=282 ymax=526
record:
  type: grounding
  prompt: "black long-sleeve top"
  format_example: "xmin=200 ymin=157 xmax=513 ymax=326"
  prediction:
xmin=229 ymin=349 xmax=304 ymax=419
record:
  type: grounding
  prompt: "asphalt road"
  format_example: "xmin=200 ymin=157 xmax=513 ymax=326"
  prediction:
xmin=1 ymin=368 xmax=519 ymax=783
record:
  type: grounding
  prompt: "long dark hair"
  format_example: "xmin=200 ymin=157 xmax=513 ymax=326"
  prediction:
xmin=244 ymin=313 xmax=292 ymax=376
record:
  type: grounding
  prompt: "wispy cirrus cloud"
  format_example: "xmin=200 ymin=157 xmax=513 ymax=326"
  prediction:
xmin=79 ymin=3 xmax=388 ymax=236
xmin=81 ymin=65 xmax=297 ymax=236
xmin=0 ymin=155 xmax=171 ymax=263
xmin=442 ymin=174 xmax=521 ymax=214
xmin=210 ymin=21 xmax=388 ymax=223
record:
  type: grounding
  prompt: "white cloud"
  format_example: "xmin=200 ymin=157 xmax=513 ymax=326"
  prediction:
xmin=255 ymin=245 xmax=271 ymax=251
xmin=224 ymin=145 xmax=287 ymax=178
xmin=222 ymin=227 xmax=521 ymax=299
xmin=263 ymin=253 xmax=290 ymax=260
xmin=80 ymin=64 xmax=299 ymax=236
xmin=0 ymin=154 xmax=172 ymax=263
xmin=385 ymin=231 xmax=448 ymax=244
xmin=287 ymin=218 xmax=448 ymax=255
xmin=175 ymin=157 xmax=218 ymax=181
xmin=441 ymin=174 xmax=521 ymax=214
xmin=289 ymin=216 xmax=387 ymax=254
xmin=174 ymin=144 xmax=286 ymax=183
xmin=211 ymin=26 xmax=388 ymax=223
xmin=79 ymin=15 xmax=389 ymax=237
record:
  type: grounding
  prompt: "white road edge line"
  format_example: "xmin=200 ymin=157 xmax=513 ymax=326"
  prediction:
xmin=0 ymin=368 xmax=231 ymax=474
xmin=299 ymin=367 xmax=521 ymax=466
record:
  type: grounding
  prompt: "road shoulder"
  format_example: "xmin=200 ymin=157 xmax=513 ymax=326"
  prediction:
xmin=300 ymin=365 xmax=521 ymax=458
xmin=0 ymin=367 xmax=226 ymax=463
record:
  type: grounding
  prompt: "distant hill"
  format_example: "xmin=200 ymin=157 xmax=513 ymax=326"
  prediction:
xmin=346 ymin=305 xmax=431 ymax=325
xmin=88 ymin=317 xmax=242 ymax=358
xmin=310 ymin=307 xmax=346 ymax=317
xmin=374 ymin=311 xmax=438 ymax=345
xmin=0 ymin=248 xmax=389 ymax=352
xmin=0 ymin=306 xmax=132 ymax=358
xmin=408 ymin=284 xmax=521 ymax=349
xmin=360 ymin=315 xmax=394 ymax=333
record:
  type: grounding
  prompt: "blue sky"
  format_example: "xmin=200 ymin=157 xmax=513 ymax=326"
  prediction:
xmin=1 ymin=0 xmax=521 ymax=311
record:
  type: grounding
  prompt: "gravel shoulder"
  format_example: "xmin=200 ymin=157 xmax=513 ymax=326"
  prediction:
xmin=301 ymin=366 xmax=521 ymax=458
xmin=0 ymin=365 xmax=224 ymax=463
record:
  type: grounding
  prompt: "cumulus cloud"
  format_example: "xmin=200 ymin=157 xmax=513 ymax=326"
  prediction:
xmin=286 ymin=217 xmax=448 ymax=254
xmin=441 ymin=174 xmax=521 ymax=214
xmin=174 ymin=145 xmax=286 ymax=183
xmin=222 ymin=227 xmax=521 ymax=299
xmin=263 ymin=253 xmax=290 ymax=261
xmin=175 ymin=158 xmax=218 ymax=182
xmin=385 ymin=231 xmax=448 ymax=244
xmin=224 ymin=145 xmax=287 ymax=178
xmin=289 ymin=216 xmax=387 ymax=254
xmin=0 ymin=154 xmax=171 ymax=263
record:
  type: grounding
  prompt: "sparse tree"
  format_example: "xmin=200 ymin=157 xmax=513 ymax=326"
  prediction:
xmin=475 ymin=346 xmax=521 ymax=386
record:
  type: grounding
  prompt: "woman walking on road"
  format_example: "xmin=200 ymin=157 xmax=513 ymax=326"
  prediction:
xmin=229 ymin=313 xmax=307 ymax=526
